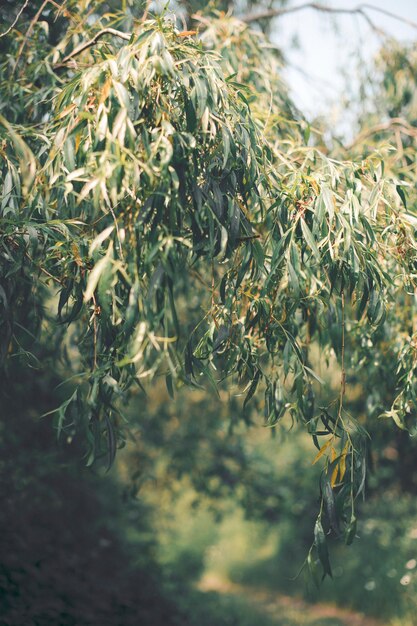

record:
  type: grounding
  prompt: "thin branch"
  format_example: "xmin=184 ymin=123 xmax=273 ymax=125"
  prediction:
xmin=347 ymin=117 xmax=417 ymax=150
xmin=52 ymin=3 xmax=417 ymax=72
xmin=0 ymin=0 xmax=30 ymax=38
xmin=362 ymin=3 xmax=417 ymax=31
xmin=56 ymin=28 xmax=131 ymax=67
xmin=92 ymin=293 xmax=99 ymax=370
xmin=241 ymin=2 xmax=417 ymax=34
xmin=14 ymin=0 xmax=50 ymax=74
xmin=26 ymin=252 xmax=64 ymax=285
xmin=339 ymin=290 xmax=346 ymax=410
xmin=141 ymin=0 xmax=152 ymax=23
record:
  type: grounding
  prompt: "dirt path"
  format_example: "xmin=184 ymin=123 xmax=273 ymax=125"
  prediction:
xmin=199 ymin=574 xmax=386 ymax=626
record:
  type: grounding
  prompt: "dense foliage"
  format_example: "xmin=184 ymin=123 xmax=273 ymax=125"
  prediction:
xmin=2 ymin=0 xmax=417 ymax=587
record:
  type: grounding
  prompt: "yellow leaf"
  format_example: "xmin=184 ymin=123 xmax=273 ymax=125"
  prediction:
xmin=178 ymin=30 xmax=197 ymax=37
xmin=99 ymin=77 xmax=112 ymax=104
xmin=71 ymin=242 xmax=83 ymax=267
xmin=338 ymin=441 xmax=350 ymax=482
xmin=57 ymin=104 xmax=76 ymax=120
xmin=312 ymin=439 xmax=332 ymax=465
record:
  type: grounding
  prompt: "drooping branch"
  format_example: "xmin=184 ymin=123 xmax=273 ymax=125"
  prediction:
xmin=241 ymin=2 xmax=417 ymax=33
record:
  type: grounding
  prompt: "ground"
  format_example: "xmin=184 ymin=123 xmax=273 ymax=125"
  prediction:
xmin=199 ymin=574 xmax=385 ymax=626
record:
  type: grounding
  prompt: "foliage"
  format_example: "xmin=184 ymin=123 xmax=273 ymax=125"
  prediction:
xmin=2 ymin=0 xmax=417 ymax=584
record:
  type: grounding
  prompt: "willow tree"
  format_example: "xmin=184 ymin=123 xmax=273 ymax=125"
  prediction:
xmin=1 ymin=1 xmax=417 ymax=579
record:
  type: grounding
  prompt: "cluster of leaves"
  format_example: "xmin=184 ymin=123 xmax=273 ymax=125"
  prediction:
xmin=2 ymin=1 xmax=417 ymax=579
xmin=328 ymin=38 xmax=417 ymax=498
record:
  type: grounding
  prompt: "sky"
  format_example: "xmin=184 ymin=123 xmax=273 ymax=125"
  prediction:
xmin=272 ymin=0 xmax=417 ymax=123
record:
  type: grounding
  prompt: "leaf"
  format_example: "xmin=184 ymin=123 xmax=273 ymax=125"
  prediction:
xmin=84 ymin=243 xmax=113 ymax=302
xmin=252 ymin=240 xmax=265 ymax=269
xmin=338 ymin=441 xmax=349 ymax=482
xmin=104 ymin=413 xmax=117 ymax=471
xmin=380 ymin=409 xmax=407 ymax=431
xmin=165 ymin=373 xmax=174 ymax=399
xmin=78 ymin=177 xmax=100 ymax=202
xmin=312 ymin=439 xmax=332 ymax=464
xmin=322 ymin=474 xmax=340 ymax=534
xmin=330 ymin=464 xmax=339 ymax=488
xmin=287 ymin=260 xmax=299 ymax=294
xmin=212 ymin=324 xmax=230 ymax=354
xmin=345 ymin=515 xmax=357 ymax=546
xmin=113 ymin=80 xmax=130 ymax=108
xmin=184 ymin=341 xmax=195 ymax=380
xmin=367 ymin=289 xmax=385 ymax=325
xmin=396 ymin=185 xmax=407 ymax=208
xmin=300 ymin=218 xmax=320 ymax=260
xmin=89 ymin=224 xmax=115 ymax=256
xmin=1 ymin=170 xmax=13 ymax=210
xmin=304 ymin=365 xmax=325 ymax=385
xmin=321 ymin=186 xmax=335 ymax=223
xmin=314 ymin=517 xmax=332 ymax=579
xmin=243 ymin=368 xmax=262 ymax=409
xmin=58 ymin=281 xmax=73 ymax=320
xmin=0 ymin=114 xmax=36 ymax=195
xmin=41 ymin=390 xmax=77 ymax=440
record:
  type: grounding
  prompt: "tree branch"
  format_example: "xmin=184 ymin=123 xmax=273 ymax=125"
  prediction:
xmin=241 ymin=2 xmax=417 ymax=34
xmin=56 ymin=27 xmax=131 ymax=67
xmin=362 ymin=3 xmax=417 ymax=31
xmin=0 ymin=0 xmax=30 ymax=38
xmin=346 ymin=117 xmax=417 ymax=150
xmin=14 ymin=0 xmax=51 ymax=74
xmin=54 ymin=3 xmax=417 ymax=71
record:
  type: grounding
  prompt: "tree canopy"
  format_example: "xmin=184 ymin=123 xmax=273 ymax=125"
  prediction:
xmin=2 ymin=0 xmax=417 ymax=581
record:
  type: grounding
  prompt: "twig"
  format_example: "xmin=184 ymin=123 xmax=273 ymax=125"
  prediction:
xmin=13 ymin=0 xmax=50 ymax=74
xmin=330 ymin=291 xmax=346 ymax=452
xmin=241 ymin=2 xmax=416 ymax=34
xmin=141 ymin=0 xmax=152 ymax=22
xmin=0 ymin=0 xmax=30 ymax=38
xmin=56 ymin=27 xmax=131 ymax=67
xmin=92 ymin=293 xmax=99 ymax=370
xmin=339 ymin=290 xmax=346 ymax=410
xmin=362 ymin=3 xmax=417 ymax=31
xmin=237 ymin=234 xmax=261 ymax=242
xmin=26 ymin=251 xmax=64 ymax=285
xmin=347 ymin=117 xmax=417 ymax=150
xmin=53 ymin=2 xmax=417 ymax=72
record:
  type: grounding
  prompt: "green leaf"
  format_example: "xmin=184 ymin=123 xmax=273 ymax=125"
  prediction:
xmin=396 ymin=185 xmax=407 ymax=208
xmin=314 ymin=517 xmax=332 ymax=579
xmin=345 ymin=515 xmax=357 ymax=546
xmin=84 ymin=243 xmax=113 ymax=302
xmin=0 ymin=115 xmax=36 ymax=195
xmin=300 ymin=218 xmax=320 ymax=260
xmin=321 ymin=475 xmax=339 ymax=534
xmin=243 ymin=368 xmax=261 ymax=409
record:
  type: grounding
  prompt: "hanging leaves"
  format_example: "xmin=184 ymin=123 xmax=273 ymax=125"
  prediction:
xmin=2 ymin=5 xmax=417 ymax=574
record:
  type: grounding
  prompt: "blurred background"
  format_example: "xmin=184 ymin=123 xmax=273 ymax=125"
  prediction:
xmin=3 ymin=358 xmax=417 ymax=625
xmin=2 ymin=1 xmax=417 ymax=625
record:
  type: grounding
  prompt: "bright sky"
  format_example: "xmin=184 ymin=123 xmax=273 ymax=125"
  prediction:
xmin=272 ymin=0 xmax=417 ymax=123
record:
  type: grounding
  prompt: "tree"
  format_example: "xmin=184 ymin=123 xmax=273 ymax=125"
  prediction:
xmin=1 ymin=0 xmax=417 ymax=581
